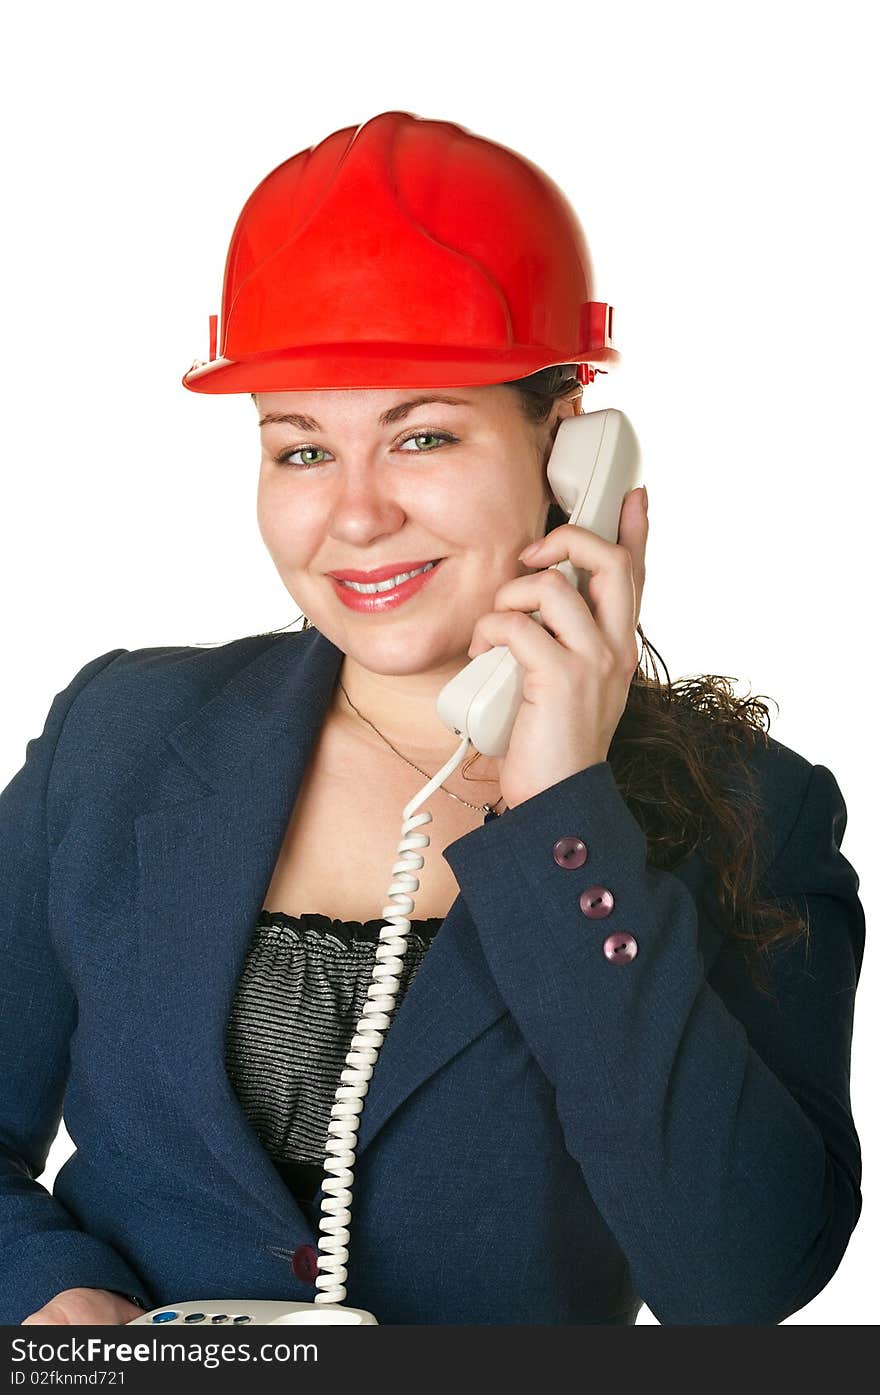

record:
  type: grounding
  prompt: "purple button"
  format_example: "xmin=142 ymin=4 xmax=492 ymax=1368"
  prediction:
xmin=579 ymin=885 xmax=615 ymax=919
xmin=291 ymin=1244 xmax=319 ymax=1282
xmin=603 ymin=932 xmax=638 ymax=964
xmin=552 ymin=836 xmax=588 ymax=869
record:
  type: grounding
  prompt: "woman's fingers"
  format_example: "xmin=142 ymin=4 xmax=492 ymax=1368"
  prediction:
xmin=21 ymin=1287 xmax=144 ymax=1326
xmin=490 ymin=497 xmax=648 ymax=665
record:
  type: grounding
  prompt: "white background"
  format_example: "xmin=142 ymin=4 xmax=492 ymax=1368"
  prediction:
xmin=1 ymin=0 xmax=876 ymax=1324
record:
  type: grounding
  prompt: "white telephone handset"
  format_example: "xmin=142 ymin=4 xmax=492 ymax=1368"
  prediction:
xmin=436 ymin=408 xmax=642 ymax=755
xmin=129 ymin=406 xmax=642 ymax=1330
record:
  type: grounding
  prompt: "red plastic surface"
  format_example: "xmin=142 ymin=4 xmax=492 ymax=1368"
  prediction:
xmin=182 ymin=111 xmax=620 ymax=394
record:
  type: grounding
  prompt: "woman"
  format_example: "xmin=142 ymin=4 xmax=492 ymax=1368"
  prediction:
xmin=3 ymin=112 xmax=864 ymax=1326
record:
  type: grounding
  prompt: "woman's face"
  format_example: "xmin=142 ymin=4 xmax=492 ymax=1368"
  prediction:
xmin=255 ymin=383 xmax=573 ymax=675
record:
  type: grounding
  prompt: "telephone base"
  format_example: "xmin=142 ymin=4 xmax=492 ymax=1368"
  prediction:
xmin=127 ymin=1298 xmax=378 ymax=1325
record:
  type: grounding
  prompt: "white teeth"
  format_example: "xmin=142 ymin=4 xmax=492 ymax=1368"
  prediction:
xmin=340 ymin=560 xmax=438 ymax=594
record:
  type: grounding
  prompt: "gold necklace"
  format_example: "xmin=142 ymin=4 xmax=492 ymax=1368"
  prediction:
xmin=338 ymin=681 xmax=506 ymax=822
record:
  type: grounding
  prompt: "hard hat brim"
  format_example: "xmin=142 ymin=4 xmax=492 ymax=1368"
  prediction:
xmin=182 ymin=343 xmax=620 ymax=394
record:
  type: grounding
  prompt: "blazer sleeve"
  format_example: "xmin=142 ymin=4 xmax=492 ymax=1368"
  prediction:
xmin=442 ymin=757 xmax=864 ymax=1325
xmin=0 ymin=648 xmax=153 ymax=1322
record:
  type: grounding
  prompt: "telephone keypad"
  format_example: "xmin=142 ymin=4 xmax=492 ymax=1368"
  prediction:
xmin=150 ymin=1310 xmax=252 ymax=1323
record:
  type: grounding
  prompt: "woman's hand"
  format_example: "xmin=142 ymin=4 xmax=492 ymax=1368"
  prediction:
xmin=467 ymin=485 xmax=649 ymax=811
xmin=21 ymin=1287 xmax=146 ymax=1325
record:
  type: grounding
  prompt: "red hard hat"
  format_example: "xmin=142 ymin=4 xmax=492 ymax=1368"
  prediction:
xmin=182 ymin=110 xmax=619 ymax=394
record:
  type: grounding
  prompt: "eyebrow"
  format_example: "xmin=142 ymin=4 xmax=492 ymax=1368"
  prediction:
xmin=257 ymin=395 xmax=471 ymax=431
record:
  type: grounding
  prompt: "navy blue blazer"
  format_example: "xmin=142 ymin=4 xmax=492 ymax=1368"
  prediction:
xmin=0 ymin=628 xmax=865 ymax=1325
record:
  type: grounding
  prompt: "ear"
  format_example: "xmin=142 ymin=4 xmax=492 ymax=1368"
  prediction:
xmin=558 ymin=388 xmax=583 ymax=419
xmin=542 ymin=393 xmax=580 ymax=456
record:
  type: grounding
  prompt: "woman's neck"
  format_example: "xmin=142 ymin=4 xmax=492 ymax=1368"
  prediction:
xmin=330 ymin=652 xmax=503 ymax=789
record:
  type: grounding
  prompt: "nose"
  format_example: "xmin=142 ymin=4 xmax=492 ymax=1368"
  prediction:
xmin=325 ymin=464 xmax=408 ymax=545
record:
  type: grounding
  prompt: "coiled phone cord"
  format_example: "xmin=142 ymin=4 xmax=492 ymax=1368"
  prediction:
xmin=312 ymin=731 xmax=472 ymax=1306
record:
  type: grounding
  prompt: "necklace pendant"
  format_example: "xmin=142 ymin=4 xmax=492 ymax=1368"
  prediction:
xmin=483 ymin=806 xmax=501 ymax=823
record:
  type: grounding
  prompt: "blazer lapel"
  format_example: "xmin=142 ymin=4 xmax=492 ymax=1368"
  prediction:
xmin=134 ymin=628 xmax=507 ymax=1234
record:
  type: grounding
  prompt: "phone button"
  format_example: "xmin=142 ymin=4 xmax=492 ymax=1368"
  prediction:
xmin=579 ymin=886 xmax=614 ymax=918
xmin=552 ymin=836 xmax=588 ymax=868
xmin=603 ymin=932 xmax=638 ymax=964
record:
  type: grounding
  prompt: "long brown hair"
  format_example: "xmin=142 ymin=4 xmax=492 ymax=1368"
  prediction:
xmin=505 ymin=364 xmax=807 ymax=995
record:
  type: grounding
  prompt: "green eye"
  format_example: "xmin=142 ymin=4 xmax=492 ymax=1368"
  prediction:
xmin=398 ymin=431 xmax=454 ymax=452
xmin=274 ymin=445 xmax=329 ymax=468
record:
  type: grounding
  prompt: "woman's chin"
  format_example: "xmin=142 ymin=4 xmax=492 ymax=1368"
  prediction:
xmin=337 ymin=625 xmax=470 ymax=675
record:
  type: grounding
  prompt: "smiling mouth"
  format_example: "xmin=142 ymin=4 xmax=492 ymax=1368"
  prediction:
xmin=334 ymin=560 xmax=442 ymax=594
xmin=328 ymin=557 xmax=446 ymax=611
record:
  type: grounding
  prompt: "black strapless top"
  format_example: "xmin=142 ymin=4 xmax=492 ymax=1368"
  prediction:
xmin=224 ymin=909 xmax=444 ymax=1209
